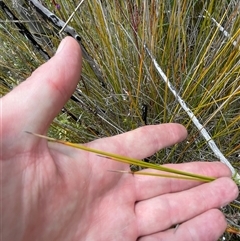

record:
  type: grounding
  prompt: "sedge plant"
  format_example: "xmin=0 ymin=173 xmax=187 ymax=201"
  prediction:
xmin=1 ymin=0 xmax=240 ymax=239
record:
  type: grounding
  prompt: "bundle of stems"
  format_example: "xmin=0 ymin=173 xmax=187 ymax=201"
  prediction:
xmin=27 ymin=131 xmax=217 ymax=183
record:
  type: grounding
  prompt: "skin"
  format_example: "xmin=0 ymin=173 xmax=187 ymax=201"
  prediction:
xmin=1 ymin=37 xmax=238 ymax=241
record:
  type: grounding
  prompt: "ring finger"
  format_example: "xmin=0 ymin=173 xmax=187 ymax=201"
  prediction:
xmin=135 ymin=177 xmax=237 ymax=236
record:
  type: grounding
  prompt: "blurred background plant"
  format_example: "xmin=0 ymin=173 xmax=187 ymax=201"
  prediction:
xmin=0 ymin=0 xmax=240 ymax=239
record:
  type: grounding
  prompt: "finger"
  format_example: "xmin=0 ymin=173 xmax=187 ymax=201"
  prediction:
xmin=48 ymin=124 xmax=186 ymax=166
xmin=134 ymin=162 xmax=232 ymax=200
xmin=1 ymin=37 xmax=82 ymax=150
xmin=76 ymin=123 xmax=187 ymax=172
xmin=136 ymin=177 xmax=238 ymax=236
xmin=139 ymin=209 xmax=227 ymax=241
xmin=88 ymin=123 xmax=187 ymax=160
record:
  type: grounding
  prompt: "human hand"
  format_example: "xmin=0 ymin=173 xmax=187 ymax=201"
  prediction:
xmin=1 ymin=37 xmax=238 ymax=241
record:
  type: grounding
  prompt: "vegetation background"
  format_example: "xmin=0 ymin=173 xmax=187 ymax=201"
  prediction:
xmin=0 ymin=0 xmax=240 ymax=240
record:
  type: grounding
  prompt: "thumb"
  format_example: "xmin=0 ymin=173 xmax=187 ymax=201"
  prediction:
xmin=1 ymin=37 xmax=82 ymax=153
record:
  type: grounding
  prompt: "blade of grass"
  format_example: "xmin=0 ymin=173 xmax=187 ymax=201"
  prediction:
xmin=108 ymin=170 xmax=214 ymax=182
xmin=59 ymin=0 xmax=85 ymax=34
xmin=26 ymin=131 xmax=217 ymax=182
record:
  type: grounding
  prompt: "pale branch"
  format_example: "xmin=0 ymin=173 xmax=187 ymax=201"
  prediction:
xmin=144 ymin=45 xmax=240 ymax=181
xmin=0 ymin=1 xmax=50 ymax=60
xmin=27 ymin=0 xmax=106 ymax=88
xmin=204 ymin=9 xmax=240 ymax=49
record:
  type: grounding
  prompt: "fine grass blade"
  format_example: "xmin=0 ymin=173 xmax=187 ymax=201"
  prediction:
xmin=108 ymin=170 xmax=214 ymax=182
xmin=26 ymin=131 xmax=216 ymax=182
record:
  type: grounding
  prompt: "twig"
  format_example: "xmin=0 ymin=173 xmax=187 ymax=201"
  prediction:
xmin=204 ymin=9 xmax=239 ymax=49
xmin=144 ymin=45 xmax=240 ymax=181
xmin=0 ymin=1 xmax=50 ymax=60
xmin=27 ymin=0 xmax=106 ymax=88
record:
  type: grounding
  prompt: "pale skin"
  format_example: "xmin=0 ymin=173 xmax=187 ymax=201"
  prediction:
xmin=1 ymin=37 xmax=238 ymax=241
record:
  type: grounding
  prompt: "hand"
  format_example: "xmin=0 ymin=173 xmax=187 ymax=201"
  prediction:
xmin=1 ymin=37 xmax=238 ymax=241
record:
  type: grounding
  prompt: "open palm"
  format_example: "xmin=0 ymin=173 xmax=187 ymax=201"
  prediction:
xmin=1 ymin=37 xmax=238 ymax=241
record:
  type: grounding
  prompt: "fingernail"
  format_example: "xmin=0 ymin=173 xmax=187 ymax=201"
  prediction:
xmin=56 ymin=38 xmax=67 ymax=55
